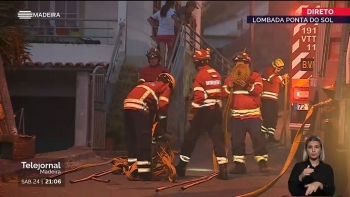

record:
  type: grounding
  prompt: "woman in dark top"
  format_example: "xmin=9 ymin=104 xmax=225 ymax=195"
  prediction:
xmin=288 ymin=135 xmax=335 ymax=196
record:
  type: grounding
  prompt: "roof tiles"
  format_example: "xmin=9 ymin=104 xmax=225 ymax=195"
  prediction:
xmin=22 ymin=62 xmax=109 ymax=69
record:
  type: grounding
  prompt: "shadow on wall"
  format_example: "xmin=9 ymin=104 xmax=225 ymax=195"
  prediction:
xmin=11 ymin=96 xmax=75 ymax=153
xmin=126 ymin=38 xmax=151 ymax=67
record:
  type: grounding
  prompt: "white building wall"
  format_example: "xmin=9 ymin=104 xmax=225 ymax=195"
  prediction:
xmin=125 ymin=1 xmax=154 ymax=67
xmin=203 ymin=2 xmax=269 ymax=37
xmin=82 ymin=1 xmax=119 ymax=45
xmin=28 ymin=1 xmax=202 ymax=67
xmin=28 ymin=44 xmax=113 ymax=64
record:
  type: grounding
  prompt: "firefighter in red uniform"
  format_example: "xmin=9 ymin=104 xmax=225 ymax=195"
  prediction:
xmin=175 ymin=48 xmax=228 ymax=180
xmin=261 ymin=58 xmax=289 ymax=143
xmin=222 ymin=52 xmax=269 ymax=174
xmin=123 ymin=73 xmax=175 ymax=181
xmin=138 ymin=47 xmax=170 ymax=84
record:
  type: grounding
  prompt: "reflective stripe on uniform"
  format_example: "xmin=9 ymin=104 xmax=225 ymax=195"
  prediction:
xmin=254 ymin=155 xmax=268 ymax=162
xmin=261 ymin=91 xmax=278 ymax=100
xmin=192 ymin=99 xmax=222 ymax=108
xmin=261 ymin=125 xmax=268 ymax=133
xmin=123 ymin=85 xmax=159 ymax=112
xmin=180 ymin=155 xmax=190 ymax=162
xmin=222 ymin=85 xmax=230 ymax=94
xmin=233 ymin=90 xmax=249 ymax=95
xmin=159 ymin=96 xmax=169 ymax=103
xmin=233 ymin=155 xmax=245 ymax=163
xmin=137 ymin=161 xmax=151 ymax=165
xmin=231 ymin=107 xmax=261 ymax=117
xmin=216 ymin=157 xmax=228 ymax=164
xmin=192 ymin=87 xmax=222 ymax=108
xmin=267 ymin=127 xmax=276 ymax=135
xmin=127 ymin=158 xmax=137 ymax=163
xmin=159 ymin=115 xmax=166 ymax=119
xmin=249 ymin=82 xmax=263 ymax=92
xmin=138 ymin=168 xmax=151 ymax=173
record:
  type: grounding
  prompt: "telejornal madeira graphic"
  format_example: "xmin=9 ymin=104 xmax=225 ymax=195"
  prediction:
xmin=18 ymin=11 xmax=61 ymax=19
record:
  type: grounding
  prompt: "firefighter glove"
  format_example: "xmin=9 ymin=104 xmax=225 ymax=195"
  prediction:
xmin=235 ymin=79 xmax=247 ymax=88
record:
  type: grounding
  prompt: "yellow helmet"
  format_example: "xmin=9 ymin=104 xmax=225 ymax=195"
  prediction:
xmin=157 ymin=73 xmax=176 ymax=90
xmin=272 ymin=58 xmax=284 ymax=68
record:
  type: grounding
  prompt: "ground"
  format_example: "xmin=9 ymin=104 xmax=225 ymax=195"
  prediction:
xmin=1 ymin=116 xmax=294 ymax=197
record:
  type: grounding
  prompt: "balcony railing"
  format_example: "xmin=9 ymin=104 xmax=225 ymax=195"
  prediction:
xmin=24 ymin=18 xmax=118 ymax=45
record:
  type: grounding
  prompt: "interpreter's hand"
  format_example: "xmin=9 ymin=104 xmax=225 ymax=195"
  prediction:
xmin=235 ymin=79 xmax=247 ymax=87
xmin=299 ymin=165 xmax=314 ymax=181
xmin=305 ymin=181 xmax=322 ymax=196
xmin=283 ymin=73 xmax=289 ymax=79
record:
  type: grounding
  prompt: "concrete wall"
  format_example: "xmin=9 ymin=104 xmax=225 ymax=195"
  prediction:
xmin=28 ymin=43 xmax=114 ymax=64
xmin=203 ymin=2 xmax=269 ymax=37
xmin=125 ymin=1 xmax=154 ymax=66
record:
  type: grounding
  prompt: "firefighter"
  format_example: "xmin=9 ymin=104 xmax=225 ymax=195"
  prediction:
xmin=123 ymin=73 xmax=175 ymax=181
xmin=175 ymin=48 xmax=229 ymax=180
xmin=222 ymin=52 xmax=269 ymax=174
xmin=138 ymin=47 xmax=170 ymax=84
xmin=261 ymin=58 xmax=289 ymax=143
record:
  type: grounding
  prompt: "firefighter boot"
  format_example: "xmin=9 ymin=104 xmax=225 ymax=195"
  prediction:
xmin=258 ymin=160 xmax=269 ymax=173
xmin=218 ymin=164 xmax=229 ymax=180
xmin=267 ymin=134 xmax=280 ymax=143
xmin=139 ymin=172 xmax=153 ymax=181
xmin=229 ymin=162 xmax=247 ymax=174
xmin=175 ymin=160 xmax=188 ymax=177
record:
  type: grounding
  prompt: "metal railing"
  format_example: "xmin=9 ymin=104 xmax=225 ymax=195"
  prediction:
xmin=24 ymin=18 xmax=118 ymax=45
xmin=106 ymin=22 xmax=126 ymax=83
xmin=168 ymin=24 xmax=233 ymax=78
xmin=183 ymin=24 xmax=233 ymax=76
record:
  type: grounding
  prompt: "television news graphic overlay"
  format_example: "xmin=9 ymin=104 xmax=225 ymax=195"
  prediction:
xmin=18 ymin=11 xmax=61 ymax=20
xmin=246 ymin=16 xmax=350 ymax=24
xmin=16 ymin=158 xmax=65 ymax=187
xmin=302 ymin=8 xmax=350 ymax=16
xmin=291 ymin=4 xmax=318 ymax=80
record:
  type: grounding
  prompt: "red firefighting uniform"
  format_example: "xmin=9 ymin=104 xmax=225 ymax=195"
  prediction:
xmin=179 ymin=65 xmax=228 ymax=165
xmin=123 ymin=81 xmax=171 ymax=176
xmin=261 ymin=66 xmax=285 ymax=135
xmin=222 ymin=72 xmax=268 ymax=164
xmin=138 ymin=65 xmax=169 ymax=84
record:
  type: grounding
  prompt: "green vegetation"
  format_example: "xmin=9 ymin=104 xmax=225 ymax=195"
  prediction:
xmin=106 ymin=63 xmax=139 ymax=149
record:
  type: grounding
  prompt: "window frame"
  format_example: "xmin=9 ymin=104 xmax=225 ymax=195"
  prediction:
xmin=27 ymin=1 xmax=79 ymax=27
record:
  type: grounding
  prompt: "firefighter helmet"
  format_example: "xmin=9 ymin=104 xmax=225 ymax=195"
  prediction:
xmin=193 ymin=48 xmax=211 ymax=62
xmin=272 ymin=58 xmax=284 ymax=68
xmin=157 ymin=73 xmax=176 ymax=90
xmin=146 ymin=47 xmax=161 ymax=59
xmin=233 ymin=52 xmax=251 ymax=64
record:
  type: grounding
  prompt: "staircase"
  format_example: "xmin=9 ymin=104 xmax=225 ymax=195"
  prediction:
xmin=167 ymin=24 xmax=233 ymax=144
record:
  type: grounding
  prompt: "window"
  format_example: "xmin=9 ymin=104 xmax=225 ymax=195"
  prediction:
xmin=152 ymin=1 xmax=161 ymax=41
xmin=54 ymin=1 xmax=79 ymax=27
xmin=189 ymin=16 xmax=197 ymax=51
xmin=27 ymin=1 xmax=79 ymax=27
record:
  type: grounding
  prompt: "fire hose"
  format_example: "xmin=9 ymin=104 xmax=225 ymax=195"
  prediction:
xmin=235 ymin=98 xmax=332 ymax=197
xmin=48 ymin=122 xmax=178 ymax=183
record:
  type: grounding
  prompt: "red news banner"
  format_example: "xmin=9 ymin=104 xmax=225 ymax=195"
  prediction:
xmin=247 ymin=8 xmax=350 ymax=24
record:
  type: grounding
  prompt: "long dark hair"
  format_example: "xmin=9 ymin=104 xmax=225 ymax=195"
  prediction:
xmin=160 ymin=1 xmax=175 ymax=18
